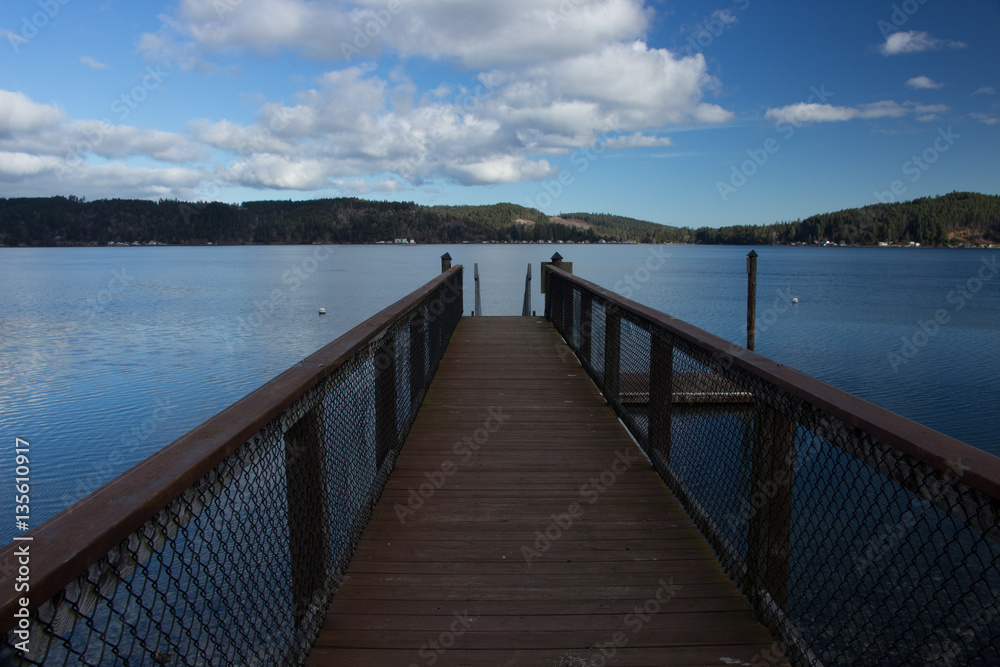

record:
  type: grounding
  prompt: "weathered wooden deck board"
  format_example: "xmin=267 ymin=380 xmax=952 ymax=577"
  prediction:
xmin=307 ymin=316 xmax=787 ymax=667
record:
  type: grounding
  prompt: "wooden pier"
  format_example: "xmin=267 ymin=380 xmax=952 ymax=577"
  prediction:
xmin=7 ymin=260 xmax=998 ymax=665
xmin=308 ymin=317 xmax=787 ymax=666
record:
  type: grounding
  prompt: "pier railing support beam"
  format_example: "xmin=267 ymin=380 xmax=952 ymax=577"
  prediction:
xmin=604 ymin=310 xmax=621 ymax=404
xmin=409 ymin=306 xmax=426 ymax=409
xmin=284 ymin=407 xmax=331 ymax=634
xmin=579 ymin=293 xmax=593 ymax=365
xmin=747 ymin=403 xmax=795 ymax=610
xmin=649 ymin=334 xmax=673 ymax=460
xmin=747 ymin=250 xmax=758 ymax=351
xmin=522 ymin=263 xmax=532 ymax=317
xmin=375 ymin=335 xmax=398 ymax=467
xmin=474 ymin=263 xmax=482 ymax=316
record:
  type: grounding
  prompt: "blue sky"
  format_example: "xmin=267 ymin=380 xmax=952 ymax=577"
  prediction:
xmin=1 ymin=0 xmax=997 ymax=227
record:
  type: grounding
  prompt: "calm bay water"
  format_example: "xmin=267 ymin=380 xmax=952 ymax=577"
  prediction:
xmin=1 ymin=244 xmax=998 ymax=545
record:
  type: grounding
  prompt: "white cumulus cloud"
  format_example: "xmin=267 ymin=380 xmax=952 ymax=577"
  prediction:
xmin=184 ymin=38 xmax=731 ymax=190
xmin=601 ymin=133 xmax=674 ymax=150
xmin=905 ymin=76 xmax=943 ymax=90
xmin=225 ymin=154 xmax=330 ymax=190
xmin=0 ymin=91 xmax=64 ymax=135
xmin=764 ymin=101 xmax=933 ymax=125
xmin=765 ymin=103 xmax=858 ymax=124
xmin=445 ymin=154 xmax=554 ymax=186
xmin=970 ymin=113 xmax=999 ymax=126
xmin=139 ymin=0 xmax=651 ymax=69
xmin=80 ymin=56 xmax=112 ymax=70
xmin=8 ymin=2 xmax=736 ymax=196
xmin=0 ymin=89 xmax=211 ymax=198
xmin=0 ymin=152 xmax=65 ymax=179
xmin=880 ymin=31 xmax=966 ymax=56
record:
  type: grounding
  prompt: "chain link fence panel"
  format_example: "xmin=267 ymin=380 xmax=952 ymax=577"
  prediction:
xmin=1 ymin=268 xmax=463 ymax=666
xmin=549 ymin=268 xmax=1000 ymax=667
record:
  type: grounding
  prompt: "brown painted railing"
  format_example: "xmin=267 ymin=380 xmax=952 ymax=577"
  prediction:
xmin=0 ymin=266 xmax=463 ymax=666
xmin=546 ymin=264 xmax=1000 ymax=667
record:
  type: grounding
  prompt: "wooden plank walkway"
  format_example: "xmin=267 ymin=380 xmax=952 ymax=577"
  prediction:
xmin=307 ymin=317 xmax=788 ymax=667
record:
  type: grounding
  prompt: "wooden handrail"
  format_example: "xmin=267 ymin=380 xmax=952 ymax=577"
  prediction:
xmin=547 ymin=265 xmax=1000 ymax=501
xmin=0 ymin=266 xmax=463 ymax=632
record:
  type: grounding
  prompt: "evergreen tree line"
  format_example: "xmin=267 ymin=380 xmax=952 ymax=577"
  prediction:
xmin=0 ymin=191 xmax=997 ymax=247
xmin=692 ymin=192 xmax=1000 ymax=246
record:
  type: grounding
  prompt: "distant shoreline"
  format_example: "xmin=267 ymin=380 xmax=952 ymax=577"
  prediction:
xmin=2 ymin=241 xmax=996 ymax=250
xmin=2 ymin=192 xmax=997 ymax=247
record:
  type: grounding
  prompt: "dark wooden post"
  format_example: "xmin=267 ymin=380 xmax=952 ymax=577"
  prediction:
xmin=747 ymin=403 xmax=795 ymax=609
xmin=648 ymin=334 xmax=673 ymax=461
xmin=544 ymin=270 xmax=553 ymax=322
xmin=450 ymin=269 xmax=463 ymax=335
xmin=429 ymin=292 xmax=443 ymax=367
xmin=551 ymin=254 xmax=574 ymax=339
xmin=522 ymin=263 xmax=532 ymax=317
xmin=747 ymin=250 xmax=758 ymax=351
xmin=474 ymin=263 xmax=481 ymax=316
xmin=545 ymin=253 xmax=564 ymax=326
xmin=441 ymin=252 xmax=452 ymax=274
xmin=580 ymin=293 xmax=593 ymax=366
xmin=284 ymin=407 xmax=330 ymax=631
xmin=409 ymin=306 xmax=426 ymax=408
xmin=375 ymin=335 xmax=397 ymax=467
xmin=604 ymin=309 xmax=621 ymax=404
xmin=564 ymin=291 xmax=574 ymax=344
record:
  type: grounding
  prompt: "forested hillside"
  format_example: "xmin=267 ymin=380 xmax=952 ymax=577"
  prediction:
xmin=557 ymin=213 xmax=695 ymax=244
xmin=0 ymin=197 xmax=611 ymax=246
xmin=0 ymin=192 xmax=997 ymax=247
xmin=693 ymin=192 xmax=1000 ymax=246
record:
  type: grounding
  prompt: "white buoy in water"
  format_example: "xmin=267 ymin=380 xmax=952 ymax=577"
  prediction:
xmin=319 ymin=308 xmax=327 ymax=315
xmin=792 ymin=297 xmax=799 ymax=304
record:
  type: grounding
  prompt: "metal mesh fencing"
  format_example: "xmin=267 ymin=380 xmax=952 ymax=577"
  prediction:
xmin=548 ymin=268 xmax=1000 ymax=667
xmin=2 ymin=268 xmax=463 ymax=666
